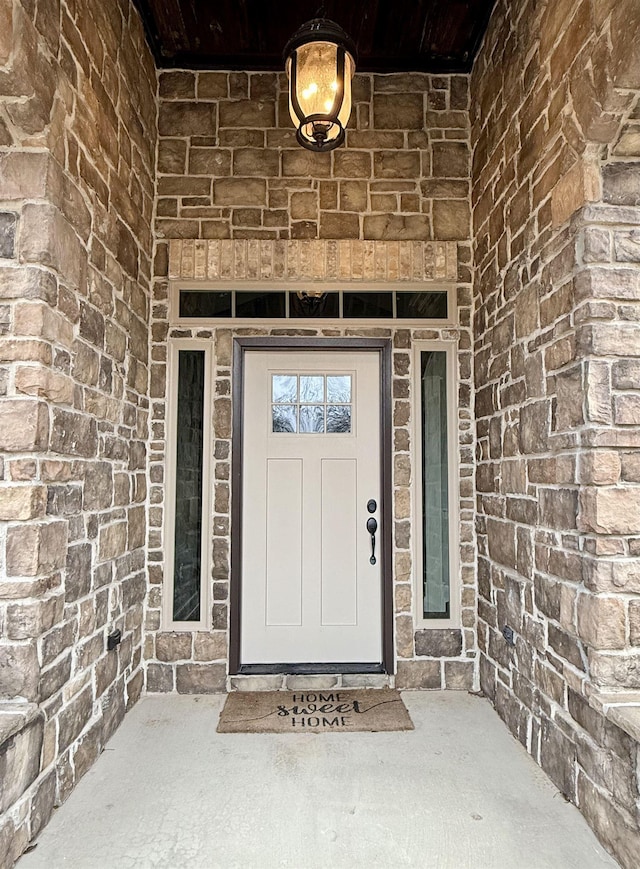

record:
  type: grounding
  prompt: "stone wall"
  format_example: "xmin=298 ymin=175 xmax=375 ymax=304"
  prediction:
xmin=0 ymin=0 xmax=156 ymax=864
xmin=155 ymin=69 xmax=470 ymax=243
xmin=148 ymin=71 xmax=476 ymax=693
xmin=471 ymin=0 xmax=640 ymax=865
xmin=147 ymin=238 xmax=476 ymax=693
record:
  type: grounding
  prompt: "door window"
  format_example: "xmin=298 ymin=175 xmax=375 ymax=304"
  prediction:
xmin=271 ymin=373 xmax=352 ymax=434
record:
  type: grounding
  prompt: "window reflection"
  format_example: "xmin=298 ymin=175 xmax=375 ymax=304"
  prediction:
xmin=300 ymin=405 xmax=324 ymax=432
xmin=272 ymin=404 xmax=297 ymax=433
xmin=300 ymin=376 xmax=324 ymax=403
xmin=272 ymin=375 xmax=297 ymax=403
xmin=327 ymin=405 xmax=351 ymax=433
xmin=327 ymin=375 xmax=351 ymax=402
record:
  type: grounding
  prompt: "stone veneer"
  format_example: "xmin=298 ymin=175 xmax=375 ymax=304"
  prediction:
xmin=471 ymin=0 xmax=640 ymax=865
xmin=0 ymin=0 xmax=156 ymax=865
xmin=155 ymin=69 xmax=471 ymax=243
xmin=146 ymin=239 xmax=476 ymax=694
xmin=1 ymin=0 xmax=639 ymax=866
xmin=147 ymin=68 xmax=476 ymax=697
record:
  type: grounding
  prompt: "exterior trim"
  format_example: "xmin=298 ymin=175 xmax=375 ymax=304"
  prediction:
xmin=239 ymin=663 xmax=384 ymax=676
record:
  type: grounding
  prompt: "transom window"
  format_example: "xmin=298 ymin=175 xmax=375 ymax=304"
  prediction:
xmin=271 ymin=373 xmax=352 ymax=433
xmin=176 ymin=287 xmax=450 ymax=322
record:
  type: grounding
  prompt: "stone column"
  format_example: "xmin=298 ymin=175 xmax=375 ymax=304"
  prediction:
xmin=575 ymin=196 xmax=640 ymax=690
xmin=0 ymin=0 xmax=157 ymax=862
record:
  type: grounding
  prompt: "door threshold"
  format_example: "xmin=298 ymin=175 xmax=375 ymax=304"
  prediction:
xmin=238 ymin=663 xmax=385 ymax=676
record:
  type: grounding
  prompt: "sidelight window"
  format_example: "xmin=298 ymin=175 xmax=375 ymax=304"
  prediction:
xmin=165 ymin=342 xmax=211 ymax=628
xmin=414 ymin=343 xmax=458 ymax=624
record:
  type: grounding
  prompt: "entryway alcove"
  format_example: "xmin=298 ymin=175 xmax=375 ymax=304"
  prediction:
xmin=1 ymin=1 xmax=640 ymax=866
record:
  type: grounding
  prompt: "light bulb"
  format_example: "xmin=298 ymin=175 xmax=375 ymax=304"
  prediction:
xmin=302 ymin=82 xmax=318 ymax=101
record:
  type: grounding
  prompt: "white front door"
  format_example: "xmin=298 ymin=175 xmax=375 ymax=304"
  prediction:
xmin=241 ymin=350 xmax=382 ymax=666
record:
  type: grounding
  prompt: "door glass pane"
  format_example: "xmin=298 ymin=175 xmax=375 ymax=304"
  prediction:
xmin=327 ymin=375 xmax=351 ymax=402
xmin=327 ymin=405 xmax=351 ymax=433
xmin=300 ymin=405 xmax=324 ymax=432
xmin=421 ymin=351 xmax=450 ymax=619
xmin=272 ymin=404 xmax=297 ymax=432
xmin=300 ymin=376 xmax=324 ymax=403
xmin=173 ymin=350 xmax=205 ymax=622
xmin=272 ymin=375 xmax=297 ymax=403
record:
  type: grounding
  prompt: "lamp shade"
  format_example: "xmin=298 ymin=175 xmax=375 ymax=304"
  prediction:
xmin=284 ymin=18 xmax=357 ymax=152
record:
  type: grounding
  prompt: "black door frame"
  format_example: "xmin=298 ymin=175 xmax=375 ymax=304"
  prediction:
xmin=229 ymin=336 xmax=394 ymax=676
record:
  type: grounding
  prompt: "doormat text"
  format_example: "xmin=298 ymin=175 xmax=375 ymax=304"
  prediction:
xmin=217 ymin=688 xmax=414 ymax=734
xmin=278 ymin=693 xmax=364 ymax=728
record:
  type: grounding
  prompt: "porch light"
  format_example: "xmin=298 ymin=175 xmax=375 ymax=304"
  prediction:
xmin=284 ymin=18 xmax=357 ymax=152
xmin=295 ymin=287 xmax=327 ymax=314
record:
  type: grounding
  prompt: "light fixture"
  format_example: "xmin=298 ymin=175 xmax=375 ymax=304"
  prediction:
xmin=284 ymin=18 xmax=357 ymax=152
xmin=296 ymin=288 xmax=325 ymax=299
xmin=292 ymin=288 xmax=331 ymax=317
xmin=295 ymin=287 xmax=326 ymax=310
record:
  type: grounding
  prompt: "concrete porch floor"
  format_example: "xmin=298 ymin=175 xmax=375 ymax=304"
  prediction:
xmin=19 ymin=692 xmax=618 ymax=869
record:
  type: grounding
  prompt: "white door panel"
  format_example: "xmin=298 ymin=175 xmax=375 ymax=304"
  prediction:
xmin=265 ymin=459 xmax=302 ymax=625
xmin=321 ymin=458 xmax=357 ymax=626
xmin=241 ymin=350 xmax=382 ymax=665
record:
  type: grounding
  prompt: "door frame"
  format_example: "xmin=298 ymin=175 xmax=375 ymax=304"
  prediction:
xmin=230 ymin=336 xmax=394 ymax=676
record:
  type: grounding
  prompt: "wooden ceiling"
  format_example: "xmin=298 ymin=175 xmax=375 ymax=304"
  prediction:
xmin=133 ymin=0 xmax=496 ymax=74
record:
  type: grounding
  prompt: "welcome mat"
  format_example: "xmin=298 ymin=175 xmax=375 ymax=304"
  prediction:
xmin=217 ymin=688 xmax=414 ymax=733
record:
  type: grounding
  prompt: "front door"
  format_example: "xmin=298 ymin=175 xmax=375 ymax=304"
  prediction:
xmin=241 ymin=350 xmax=383 ymax=668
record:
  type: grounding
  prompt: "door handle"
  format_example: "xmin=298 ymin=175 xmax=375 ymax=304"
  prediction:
xmin=366 ymin=517 xmax=378 ymax=565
